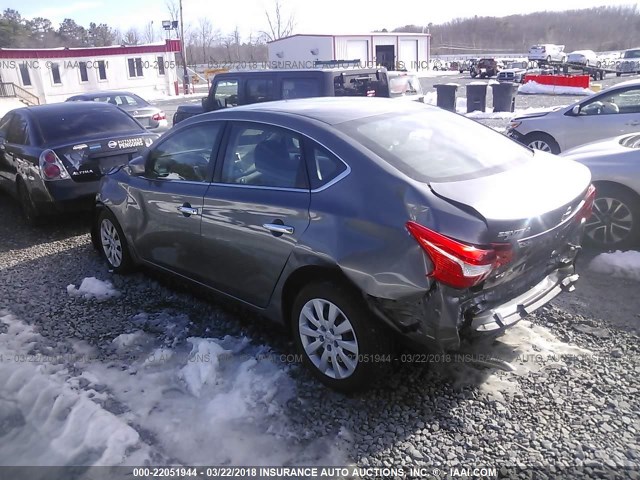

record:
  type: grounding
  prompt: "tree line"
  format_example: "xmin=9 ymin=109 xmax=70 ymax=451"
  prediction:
xmin=391 ymin=5 xmax=640 ymax=54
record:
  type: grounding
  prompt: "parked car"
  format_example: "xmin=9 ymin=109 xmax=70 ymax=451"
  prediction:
xmin=66 ymin=91 xmax=169 ymax=133
xmin=471 ymin=58 xmax=499 ymax=78
xmin=528 ymin=44 xmax=567 ymax=64
xmin=616 ymin=48 xmax=640 ymax=76
xmin=497 ymin=62 xmax=529 ymax=83
xmin=385 ymin=71 xmax=425 ymax=101
xmin=92 ymin=97 xmax=594 ymax=392
xmin=459 ymin=59 xmax=477 ymax=73
xmin=0 ymin=102 xmax=157 ymax=225
xmin=561 ymin=133 xmax=640 ymax=250
xmin=172 ymin=68 xmax=390 ymax=126
xmin=567 ymin=50 xmax=599 ymax=67
xmin=507 ymin=79 xmax=640 ymax=154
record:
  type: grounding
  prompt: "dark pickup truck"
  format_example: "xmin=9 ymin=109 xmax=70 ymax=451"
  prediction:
xmin=172 ymin=67 xmax=422 ymax=125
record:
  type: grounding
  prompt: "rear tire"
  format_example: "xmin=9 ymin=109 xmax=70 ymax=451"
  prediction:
xmin=97 ymin=209 xmax=133 ymax=273
xmin=524 ymin=133 xmax=561 ymax=154
xmin=17 ymin=181 xmax=42 ymax=226
xmin=584 ymin=184 xmax=640 ymax=251
xmin=291 ymin=281 xmax=392 ymax=393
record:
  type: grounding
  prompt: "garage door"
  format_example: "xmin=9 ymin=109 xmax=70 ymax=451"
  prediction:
xmin=346 ymin=40 xmax=369 ymax=64
xmin=399 ymin=40 xmax=418 ymax=70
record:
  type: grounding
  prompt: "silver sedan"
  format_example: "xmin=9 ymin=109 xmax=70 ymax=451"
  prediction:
xmin=507 ymin=79 xmax=640 ymax=154
xmin=561 ymin=133 xmax=640 ymax=249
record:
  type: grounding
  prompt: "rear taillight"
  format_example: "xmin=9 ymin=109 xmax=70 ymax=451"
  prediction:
xmin=39 ymin=149 xmax=69 ymax=181
xmin=406 ymin=221 xmax=514 ymax=289
xmin=577 ymin=184 xmax=596 ymax=223
xmin=152 ymin=112 xmax=166 ymax=121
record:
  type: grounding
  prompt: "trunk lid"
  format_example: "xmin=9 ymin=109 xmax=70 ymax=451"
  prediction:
xmin=53 ymin=134 xmax=156 ymax=182
xmin=428 ymin=152 xmax=592 ymax=288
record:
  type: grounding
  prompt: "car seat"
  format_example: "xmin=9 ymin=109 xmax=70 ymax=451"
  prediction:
xmin=253 ymin=138 xmax=302 ymax=188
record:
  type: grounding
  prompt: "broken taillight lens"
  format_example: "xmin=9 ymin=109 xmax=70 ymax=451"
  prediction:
xmin=577 ymin=184 xmax=596 ymax=223
xmin=406 ymin=221 xmax=513 ymax=289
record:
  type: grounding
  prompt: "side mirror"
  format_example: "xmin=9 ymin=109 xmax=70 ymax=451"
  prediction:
xmin=201 ymin=97 xmax=211 ymax=111
xmin=128 ymin=154 xmax=147 ymax=176
xmin=572 ymin=105 xmax=581 ymax=115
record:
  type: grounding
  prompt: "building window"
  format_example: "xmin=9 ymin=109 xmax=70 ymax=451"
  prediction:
xmin=128 ymin=57 xmax=144 ymax=78
xmin=97 ymin=60 xmax=107 ymax=80
xmin=51 ymin=63 xmax=62 ymax=85
xmin=79 ymin=61 xmax=89 ymax=82
xmin=18 ymin=64 xmax=31 ymax=86
xmin=157 ymin=56 xmax=165 ymax=75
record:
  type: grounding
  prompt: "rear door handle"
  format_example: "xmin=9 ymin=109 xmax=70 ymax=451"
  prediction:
xmin=263 ymin=223 xmax=294 ymax=235
xmin=177 ymin=205 xmax=199 ymax=216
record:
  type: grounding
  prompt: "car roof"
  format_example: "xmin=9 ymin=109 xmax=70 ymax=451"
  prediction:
xmin=12 ymin=101 xmax=125 ymax=117
xmin=199 ymin=97 xmax=434 ymax=125
xmin=219 ymin=68 xmax=385 ymax=76
xmin=611 ymin=78 xmax=640 ymax=89
xmin=68 ymin=91 xmax=140 ymax=98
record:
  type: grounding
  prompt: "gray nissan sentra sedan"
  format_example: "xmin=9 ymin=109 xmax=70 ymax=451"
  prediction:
xmin=92 ymin=97 xmax=595 ymax=392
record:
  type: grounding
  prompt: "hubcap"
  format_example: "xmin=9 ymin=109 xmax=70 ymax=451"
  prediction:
xmin=298 ymin=298 xmax=358 ymax=380
xmin=528 ymin=140 xmax=551 ymax=152
xmin=585 ymin=197 xmax=633 ymax=246
xmin=100 ymin=219 xmax=123 ymax=267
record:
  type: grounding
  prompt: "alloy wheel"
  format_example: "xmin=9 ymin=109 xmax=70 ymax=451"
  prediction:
xmin=528 ymin=140 xmax=552 ymax=152
xmin=100 ymin=218 xmax=123 ymax=268
xmin=298 ymin=298 xmax=359 ymax=380
xmin=585 ymin=197 xmax=634 ymax=246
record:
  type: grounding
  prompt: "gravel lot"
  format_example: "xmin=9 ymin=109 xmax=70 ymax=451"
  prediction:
xmin=1 ymin=81 xmax=640 ymax=478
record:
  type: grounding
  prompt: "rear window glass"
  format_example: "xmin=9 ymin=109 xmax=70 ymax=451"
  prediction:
xmin=340 ymin=109 xmax=533 ymax=183
xmin=35 ymin=108 xmax=143 ymax=144
xmin=334 ymin=73 xmax=379 ymax=97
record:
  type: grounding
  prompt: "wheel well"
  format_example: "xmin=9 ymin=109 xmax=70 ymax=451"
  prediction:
xmin=280 ymin=265 xmax=357 ymax=331
xmin=592 ymin=180 xmax=640 ymax=203
xmin=522 ymin=131 xmax=560 ymax=149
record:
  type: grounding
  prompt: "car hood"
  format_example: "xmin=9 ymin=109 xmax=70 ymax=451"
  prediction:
xmin=429 ymin=150 xmax=591 ymax=222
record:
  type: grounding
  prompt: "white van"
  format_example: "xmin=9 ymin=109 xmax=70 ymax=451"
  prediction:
xmin=528 ymin=44 xmax=566 ymax=63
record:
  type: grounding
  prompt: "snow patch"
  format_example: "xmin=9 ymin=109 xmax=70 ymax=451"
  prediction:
xmin=589 ymin=250 xmax=640 ymax=281
xmin=67 ymin=277 xmax=120 ymax=301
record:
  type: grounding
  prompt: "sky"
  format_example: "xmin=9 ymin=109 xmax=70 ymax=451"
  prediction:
xmin=10 ymin=0 xmax=640 ymax=41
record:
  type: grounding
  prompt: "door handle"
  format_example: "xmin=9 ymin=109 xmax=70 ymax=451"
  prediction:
xmin=263 ymin=223 xmax=294 ymax=235
xmin=627 ymin=120 xmax=640 ymax=126
xmin=177 ymin=205 xmax=199 ymax=216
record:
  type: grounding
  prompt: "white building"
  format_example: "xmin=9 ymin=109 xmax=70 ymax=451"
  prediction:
xmin=0 ymin=40 xmax=182 ymax=105
xmin=267 ymin=33 xmax=431 ymax=71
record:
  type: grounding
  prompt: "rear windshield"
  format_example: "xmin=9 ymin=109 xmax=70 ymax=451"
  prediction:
xmin=35 ymin=108 xmax=143 ymax=144
xmin=388 ymin=75 xmax=422 ymax=97
xmin=339 ymin=109 xmax=533 ymax=182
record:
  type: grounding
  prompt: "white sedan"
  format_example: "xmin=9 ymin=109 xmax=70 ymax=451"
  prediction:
xmin=567 ymin=50 xmax=600 ymax=67
xmin=507 ymin=79 xmax=640 ymax=154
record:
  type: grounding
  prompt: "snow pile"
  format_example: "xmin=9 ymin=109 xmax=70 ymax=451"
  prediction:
xmin=518 ymin=81 xmax=594 ymax=96
xmin=0 ymin=310 xmax=348 ymax=467
xmin=589 ymin=250 xmax=640 ymax=281
xmin=0 ymin=313 xmax=151 ymax=465
xmin=67 ymin=277 xmax=120 ymax=301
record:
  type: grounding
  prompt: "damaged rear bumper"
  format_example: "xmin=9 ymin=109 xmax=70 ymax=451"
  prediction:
xmin=368 ymin=263 xmax=579 ymax=353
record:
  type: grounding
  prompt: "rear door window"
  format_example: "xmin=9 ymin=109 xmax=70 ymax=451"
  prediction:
xmin=282 ymin=78 xmax=321 ymax=99
xmin=305 ymin=143 xmax=347 ymax=190
xmin=6 ymin=115 xmax=29 ymax=145
xmin=245 ymin=78 xmax=277 ymax=103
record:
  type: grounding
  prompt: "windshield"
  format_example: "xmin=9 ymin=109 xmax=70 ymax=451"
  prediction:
xmin=388 ymin=75 xmax=422 ymax=97
xmin=35 ymin=109 xmax=144 ymax=144
xmin=340 ymin=109 xmax=533 ymax=182
xmin=623 ymin=50 xmax=640 ymax=59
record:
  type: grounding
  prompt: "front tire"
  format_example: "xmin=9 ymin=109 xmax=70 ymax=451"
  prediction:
xmin=524 ymin=133 xmax=561 ymax=154
xmin=291 ymin=281 xmax=391 ymax=393
xmin=584 ymin=185 xmax=640 ymax=250
xmin=97 ymin=209 xmax=133 ymax=273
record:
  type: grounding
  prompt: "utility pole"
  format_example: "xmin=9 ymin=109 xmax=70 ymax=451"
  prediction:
xmin=179 ymin=0 xmax=189 ymax=94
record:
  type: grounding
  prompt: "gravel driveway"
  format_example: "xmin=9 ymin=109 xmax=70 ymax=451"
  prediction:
xmin=0 ymin=180 xmax=639 ymax=477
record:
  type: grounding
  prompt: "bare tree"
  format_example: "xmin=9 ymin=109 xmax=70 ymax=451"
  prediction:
xmin=166 ymin=0 xmax=179 ymax=23
xmin=261 ymin=0 xmax=295 ymax=42
xmin=198 ymin=18 xmax=214 ymax=64
xmin=143 ymin=21 xmax=156 ymax=43
xmin=123 ymin=27 xmax=140 ymax=45
xmin=232 ymin=26 xmax=241 ymax=61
